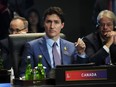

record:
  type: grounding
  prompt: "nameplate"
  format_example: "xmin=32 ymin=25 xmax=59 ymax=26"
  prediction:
xmin=55 ymin=65 xmax=116 ymax=85
xmin=65 ymin=69 xmax=107 ymax=81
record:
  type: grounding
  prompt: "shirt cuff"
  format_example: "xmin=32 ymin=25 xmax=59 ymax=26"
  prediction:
xmin=77 ymin=53 xmax=87 ymax=58
xmin=103 ymin=45 xmax=110 ymax=53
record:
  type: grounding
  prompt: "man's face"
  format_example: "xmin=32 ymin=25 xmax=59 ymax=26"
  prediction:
xmin=99 ymin=17 xmax=114 ymax=38
xmin=10 ymin=19 xmax=27 ymax=34
xmin=44 ymin=14 xmax=64 ymax=39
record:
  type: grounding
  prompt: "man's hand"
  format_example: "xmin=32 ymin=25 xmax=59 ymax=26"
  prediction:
xmin=105 ymin=31 xmax=116 ymax=48
xmin=75 ymin=38 xmax=86 ymax=55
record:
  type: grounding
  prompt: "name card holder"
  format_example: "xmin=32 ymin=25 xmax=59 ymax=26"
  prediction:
xmin=55 ymin=64 xmax=116 ymax=86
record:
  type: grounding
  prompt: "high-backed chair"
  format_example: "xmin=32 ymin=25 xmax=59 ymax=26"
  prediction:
xmin=9 ymin=33 xmax=65 ymax=78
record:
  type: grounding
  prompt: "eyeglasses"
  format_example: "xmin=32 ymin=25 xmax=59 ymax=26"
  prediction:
xmin=99 ymin=22 xmax=113 ymax=27
xmin=9 ymin=28 xmax=26 ymax=34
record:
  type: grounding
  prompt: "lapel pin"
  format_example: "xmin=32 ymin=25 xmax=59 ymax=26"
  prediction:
xmin=64 ymin=47 xmax=67 ymax=51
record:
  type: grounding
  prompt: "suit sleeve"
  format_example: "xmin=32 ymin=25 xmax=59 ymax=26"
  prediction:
xmin=72 ymin=49 xmax=89 ymax=64
xmin=19 ymin=42 xmax=34 ymax=77
xmin=83 ymin=37 xmax=109 ymax=65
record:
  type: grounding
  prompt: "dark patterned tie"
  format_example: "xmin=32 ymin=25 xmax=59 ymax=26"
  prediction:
xmin=52 ymin=42 xmax=61 ymax=66
xmin=103 ymin=41 xmax=111 ymax=65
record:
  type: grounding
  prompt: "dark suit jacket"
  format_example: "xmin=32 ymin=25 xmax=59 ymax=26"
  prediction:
xmin=0 ymin=38 xmax=12 ymax=69
xmin=0 ymin=8 xmax=12 ymax=40
xmin=83 ymin=31 xmax=116 ymax=65
xmin=19 ymin=36 xmax=88 ymax=77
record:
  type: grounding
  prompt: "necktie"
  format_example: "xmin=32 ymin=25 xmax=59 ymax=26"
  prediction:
xmin=103 ymin=41 xmax=111 ymax=65
xmin=52 ymin=42 xmax=61 ymax=66
xmin=105 ymin=55 xmax=110 ymax=65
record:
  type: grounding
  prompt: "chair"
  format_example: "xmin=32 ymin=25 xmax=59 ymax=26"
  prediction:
xmin=8 ymin=33 xmax=65 ymax=78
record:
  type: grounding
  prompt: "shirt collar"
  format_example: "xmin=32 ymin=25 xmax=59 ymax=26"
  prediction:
xmin=44 ymin=35 xmax=60 ymax=47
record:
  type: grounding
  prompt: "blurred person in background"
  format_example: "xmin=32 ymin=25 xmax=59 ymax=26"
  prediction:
xmin=26 ymin=8 xmax=44 ymax=33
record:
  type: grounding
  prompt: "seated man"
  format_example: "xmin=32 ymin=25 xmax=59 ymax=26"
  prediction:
xmin=83 ymin=10 xmax=116 ymax=65
xmin=19 ymin=6 xmax=88 ymax=78
xmin=0 ymin=16 xmax=28 ymax=71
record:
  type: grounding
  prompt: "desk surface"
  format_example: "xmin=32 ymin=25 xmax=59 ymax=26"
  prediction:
xmin=1 ymin=83 xmax=116 ymax=87
xmin=13 ymin=85 xmax=54 ymax=87
xmin=0 ymin=83 xmax=54 ymax=87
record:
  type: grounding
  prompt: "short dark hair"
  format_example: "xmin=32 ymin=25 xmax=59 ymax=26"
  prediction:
xmin=43 ymin=6 xmax=64 ymax=23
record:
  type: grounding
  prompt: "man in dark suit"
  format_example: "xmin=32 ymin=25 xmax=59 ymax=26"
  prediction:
xmin=19 ymin=6 xmax=88 ymax=78
xmin=83 ymin=10 xmax=116 ymax=65
xmin=0 ymin=16 xmax=28 ymax=70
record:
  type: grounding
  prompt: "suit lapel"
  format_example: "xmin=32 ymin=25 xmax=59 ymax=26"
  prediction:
xmin=86 ymin=32 xmax=103 ymax=51
xmin=39 ymin=37 xmax=52 ymax=67
xmin=39 ymin=38 xmax=72 ymax=66
xmin=60 ymin=39 xmax=71 ymax=65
